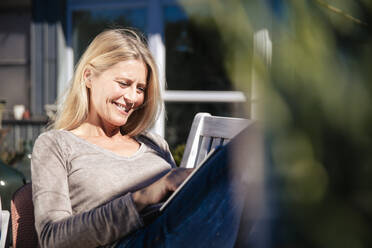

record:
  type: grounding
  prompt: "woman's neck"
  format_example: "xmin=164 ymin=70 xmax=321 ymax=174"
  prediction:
xmin=72 ymin=121 xmax=123 ymax=138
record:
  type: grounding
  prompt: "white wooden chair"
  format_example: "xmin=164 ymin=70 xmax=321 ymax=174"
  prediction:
xmin=180 ymin=113 xmax=253 ymax=168
xmin=1 ymin=197 xmax=10 ymax=248
xmin=179 ymin=113 xmax=265 ymax=247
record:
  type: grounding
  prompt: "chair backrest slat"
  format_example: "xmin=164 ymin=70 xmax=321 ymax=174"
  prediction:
xmin=210 ymin=137 xmax=223 ymax=150
xmin=180 ymin=113 xmax=252 ymax=168
xmin=194 ymin=136 xmax=213 ymax=167
xmin=223 ymin=138 xmax=231 ymax=145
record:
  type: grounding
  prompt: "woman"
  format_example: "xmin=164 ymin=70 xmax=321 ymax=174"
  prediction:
xmin=32 ymin=29 xmax=251 ymax=248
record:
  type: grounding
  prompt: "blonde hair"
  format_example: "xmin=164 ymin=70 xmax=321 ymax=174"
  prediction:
xmin=53 ymin=29 xmax=162 ymax=136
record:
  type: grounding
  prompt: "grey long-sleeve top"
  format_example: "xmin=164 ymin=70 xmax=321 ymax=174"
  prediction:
xmin=31 ymin=130 xmax=175 ymax=248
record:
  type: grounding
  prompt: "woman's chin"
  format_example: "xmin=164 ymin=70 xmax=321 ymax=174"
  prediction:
xmin=110 ymin=120 xmax=127 ymax=128
xmin=109 ymin=115 xmax=130 ymax=127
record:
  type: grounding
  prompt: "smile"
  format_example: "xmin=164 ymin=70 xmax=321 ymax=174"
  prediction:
xmin=112 ymin=101 xmax=131 ymax=114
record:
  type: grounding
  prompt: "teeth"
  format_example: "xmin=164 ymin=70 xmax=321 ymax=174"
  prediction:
xmin=114 ymin=102 xmax=130 ymax=112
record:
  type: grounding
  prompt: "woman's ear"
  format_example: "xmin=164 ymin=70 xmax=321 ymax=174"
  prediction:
xmin=83 ymin=67 xmax=93 ymax=88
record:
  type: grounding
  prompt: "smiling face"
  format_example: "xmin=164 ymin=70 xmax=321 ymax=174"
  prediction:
xmin=85 ymin=59 xmax=148 ymax=130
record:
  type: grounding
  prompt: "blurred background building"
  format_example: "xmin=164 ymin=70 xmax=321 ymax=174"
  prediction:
xmin=0 ymin=0 xmax=261 ymax=153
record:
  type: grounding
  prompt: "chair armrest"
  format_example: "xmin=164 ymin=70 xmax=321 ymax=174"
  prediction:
xmin=1 ymin=210 xmax=10 ymax=248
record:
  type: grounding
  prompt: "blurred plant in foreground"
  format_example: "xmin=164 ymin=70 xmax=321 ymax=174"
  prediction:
xmin=180 ymin=0 xmax=372 ymax=247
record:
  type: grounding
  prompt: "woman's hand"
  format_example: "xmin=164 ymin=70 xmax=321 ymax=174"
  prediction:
xmin=132 ymin=168 xmax=194 ymax=212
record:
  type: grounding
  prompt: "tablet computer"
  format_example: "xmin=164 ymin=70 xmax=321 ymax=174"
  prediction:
xmin=140 ymin=145 xmax=223 ymax=223
xmin=159 ymin=145 xmax=222 ymax=212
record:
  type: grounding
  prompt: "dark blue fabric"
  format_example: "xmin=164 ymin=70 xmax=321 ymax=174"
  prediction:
xmin=116 ymin=144 xmax=247 ymax=248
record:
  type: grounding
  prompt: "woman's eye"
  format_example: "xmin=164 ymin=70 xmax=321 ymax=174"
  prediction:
xmin=137 ymin=87 xmax=146 ymax=93
xmin=117 ymin=81 xmax=128 ymax=87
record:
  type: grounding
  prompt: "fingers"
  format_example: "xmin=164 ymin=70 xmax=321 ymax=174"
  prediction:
xmin=165 ymin=168 xmax=194 ymax=191
xmin=133 ymin=168 xmax=195 ymax=211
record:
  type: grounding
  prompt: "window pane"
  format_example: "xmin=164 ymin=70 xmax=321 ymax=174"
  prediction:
xmin=164 ymin=5 xmax=235 ymax=91
xmin=0 ymin=67 xmax=29 ymax=114
xmin=72 ymin=8 xmax=146 ymax=64
xmin=165 ymin=102 xmax=246 ymax=151
xmin=0 ymin=12 xmax=31 ymax=112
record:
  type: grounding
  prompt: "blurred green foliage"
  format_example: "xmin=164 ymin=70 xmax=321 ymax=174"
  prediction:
xmin=171 ymin=143 xmax=185 ymax=167
xmin=180 ymin=0 xmax=372 ymax=247
xmin=0 ymin=129 xmax=24 ymax=165
xmin=0 ymin=138 xmax=29 ymax=166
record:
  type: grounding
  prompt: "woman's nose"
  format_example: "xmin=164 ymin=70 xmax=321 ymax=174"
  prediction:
xmin=124 ymin=86 xmax=137 ymax=105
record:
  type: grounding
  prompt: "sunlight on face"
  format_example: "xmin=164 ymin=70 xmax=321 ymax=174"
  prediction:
xmin=86 ymin=59 xmax=148 ymax=128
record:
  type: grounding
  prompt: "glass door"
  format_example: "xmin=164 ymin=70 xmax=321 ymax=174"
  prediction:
xmin=163 ymin=4 xmax=246 ymax=149
xmin=70 ymin=4 xmax=147 ymax=65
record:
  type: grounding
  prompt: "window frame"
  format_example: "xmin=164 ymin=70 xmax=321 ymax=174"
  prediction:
xmin=64 ymin=0 xmax=247 ymax=137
